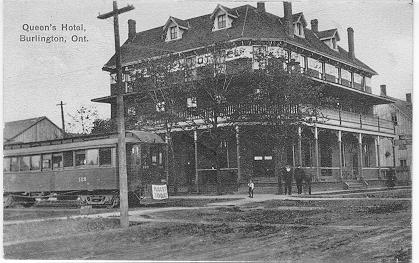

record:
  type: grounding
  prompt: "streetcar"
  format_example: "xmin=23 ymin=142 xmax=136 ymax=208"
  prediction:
xmin=3 ymin=131 xmax=168 ymax=208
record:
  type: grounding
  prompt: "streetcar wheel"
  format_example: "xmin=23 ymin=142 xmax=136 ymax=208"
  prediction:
xmin=4 ymin=195 xmax=15 ymax=208
xmin=22 ymin=198 xmax=36 ymax=208
xmin=107 ymin=196 xmax=120 ymax=209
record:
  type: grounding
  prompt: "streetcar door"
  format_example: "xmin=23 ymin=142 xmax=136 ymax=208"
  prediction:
xmin=130 ymin=145 xmax=143 ymax=187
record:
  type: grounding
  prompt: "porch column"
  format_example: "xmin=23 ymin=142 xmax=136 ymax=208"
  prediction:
xmin=376 ymin=136 xmax=381 ymax=179
xmin=235 ymin=125 xmax=241 ymax=184
xmin=338 ymin=130 xmax=343 ymax=180
xmin=298 ymin=127 xmax=302 ymax=166
xmin=392 ymin=137 xmax=397 ymax=177
xmin=194 ymin=130 xmax=199 ymax=193
xmin=164 ymin=133 xmax=169 ymax=184
xmin=358 ymin=133 xmax=363 ymax=179
xmin=314 ymin=126 xmax=320 ymax=180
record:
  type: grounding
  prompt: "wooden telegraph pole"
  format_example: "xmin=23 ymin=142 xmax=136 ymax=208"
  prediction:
xmin=56 ymin=101 xmax=66 ymax=135
xmin=98 ymin=1 xmax=134 ymax=228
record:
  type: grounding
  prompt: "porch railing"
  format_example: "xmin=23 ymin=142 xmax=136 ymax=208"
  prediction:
xmin=319 ymin=108 xmax=394 ymax=134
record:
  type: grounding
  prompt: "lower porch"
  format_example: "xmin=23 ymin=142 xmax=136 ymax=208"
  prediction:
xmin=166 ymin=125 xmax=406 ymax=194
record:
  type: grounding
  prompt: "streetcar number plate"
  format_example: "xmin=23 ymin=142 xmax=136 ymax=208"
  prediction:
xmin=78 ymin=177 xmax=87 ymax=182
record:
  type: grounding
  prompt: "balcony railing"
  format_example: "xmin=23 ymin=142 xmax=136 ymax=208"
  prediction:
xmin=144 ymin=104 xmax=394 ymax=135
xmin=319 ymin=108 xmax=394 ymax=134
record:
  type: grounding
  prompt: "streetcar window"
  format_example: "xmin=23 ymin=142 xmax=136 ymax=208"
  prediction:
xmin=19 ymin=156 xmax=30 ymax=171
xmin=159 ymin=152 xmax=163 ymax=166
xmin=3 ymin=158 xmax=11 ymax=172
xmin=10 ymin=157 xmax=19 ymax=172
xmin=75 ymin=150 xmax=86 ymax=166
xmin=30 ymin=155 xmax=41 ymax=170
xmin=142 ymin=145 xmax=149 ymax=169
xmin=86 ymin=149 xmax=99 ymax=165
xmin=52 ymin=153 xmax=63 ymax=169
xmin=42 ymin=154 xmax=52 ymax=169
xmin=99 ymin=148 xmax=112 ymax=166
xmin=151 ymin=153 xmax=157 ymax=165
xmin=63 ymin=151 xmax=74 ymax=167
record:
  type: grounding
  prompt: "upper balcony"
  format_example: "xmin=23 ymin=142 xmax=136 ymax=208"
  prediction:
xmin=139 ymin=103 xmax=395 ymax=136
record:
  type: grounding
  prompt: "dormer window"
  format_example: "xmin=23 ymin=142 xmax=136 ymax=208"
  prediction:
xmin=170 ymin=26 xmax=178 ymax=40
xmin=294 ymin=22 xmax=304 ymax=37
xmin=318 ymin=29 xmax=340 ymax=51
xmin=163 ymin=16 xmax=188 ymax=42
xmin=297 ymin=23 xmax=303 ymax=35
xmin=211 ymin=4 xmax=238 ymax=31
xmin=218 ymin=14 xmax=226 ymax=29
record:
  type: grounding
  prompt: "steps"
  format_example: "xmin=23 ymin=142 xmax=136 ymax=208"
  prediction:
xmin=343 ymin=180 xmax=368 ymax=190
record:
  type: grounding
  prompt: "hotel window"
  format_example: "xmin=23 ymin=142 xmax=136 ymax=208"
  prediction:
xmin=353 ymin=73 xmax=363 ymax=90
xmin=252 ymin=46 xmax=267 ymax=70
xmin=290 ymin=52 xmax=305 ymax=72
xmin=332 ymin=38 xmax=337 ymax=49
xmin=156 ymin=101 xmax=166 ymax=112
xmin=217 ymin=14 xmax=226 ymax=29
xmin=307 ymin=58 xmax=322 ymax=78
xmin=400 ymin=159 xmax=407 ymax=167
xmin=214 ymin=50 xmax=226 ymax=75
xmin=187 ymin=97 xmax=197 ymax=108
xmin=324 ymin=64 xmax=338 ymax=83
xmin=169 ymin=26 xmax=177 ymax=40
xmin=340 ymin=68 xmax=352 ymax=87
xmin=364 ymin=76 xmax=372 ymax=93
xmin=294 ymin=23 xmax=304 ymax=37
xmin=110 ymin=73 xmax=117 ymax=84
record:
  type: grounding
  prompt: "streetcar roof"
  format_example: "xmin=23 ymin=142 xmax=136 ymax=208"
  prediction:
xmin=127 ymin=130 xmax=165 ymax=144
xmin=3 ymin=131 xmax=165 ymax=156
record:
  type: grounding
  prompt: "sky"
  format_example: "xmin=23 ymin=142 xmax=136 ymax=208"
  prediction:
xmin=2 ymin=0 xmax=414 ymax=128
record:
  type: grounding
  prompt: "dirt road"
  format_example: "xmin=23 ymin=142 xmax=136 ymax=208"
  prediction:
xmin=3 ymin=189 xmax=411 ymax=262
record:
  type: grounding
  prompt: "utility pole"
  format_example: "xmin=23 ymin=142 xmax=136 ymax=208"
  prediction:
xmin=56 ymin=101 xmax=66 ymax=136
xmin=98 ymin=1 xmax=134 ymax=228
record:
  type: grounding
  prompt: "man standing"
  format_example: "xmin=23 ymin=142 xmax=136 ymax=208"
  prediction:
xmin=304 ymin=172 xmax=312 ymax=195
xmin=283 ymin=165 xmax=293 ymax=195
xmin=248 ymin=179 xmax=255 ymax=198
xmin=295 ymin=166 xmax=304 ymax=194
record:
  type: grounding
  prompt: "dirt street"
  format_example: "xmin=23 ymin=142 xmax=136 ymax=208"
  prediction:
xmin=3 ymin=189 xmax=411 ymax=262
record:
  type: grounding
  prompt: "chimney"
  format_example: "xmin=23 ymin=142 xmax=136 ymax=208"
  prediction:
xmin=311 ymin=19 xmax=318 ymax=34
xmin=128 ymin=19 xmax=136 ymax=40
xmin=257 ymin=2 xmax=265 ymax=12
xmin=347 ymin=27 xmax=355 ymax=60
xmin=380 ymin=85 xmax=387 ymax=96
xmin=406 ymin=93 xmax=412 ymax=103
xmin=283 ymin=2 xmax=294 ymax=38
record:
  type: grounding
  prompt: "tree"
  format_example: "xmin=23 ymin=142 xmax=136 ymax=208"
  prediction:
xmin=241 ymin=54 xmax=334 ymax=194
xmin=125 ymin=54 xmax=190 ymax=193
xmin=67 ymin=105 xmax=98 ymax=135
xmin=91 ymin=118 xmax=117 ymax=134
xmin=122 ymin=43 xmax=333 ymax=195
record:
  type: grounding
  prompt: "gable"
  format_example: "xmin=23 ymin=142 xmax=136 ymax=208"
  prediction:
xmin=4 ymin=116 xmax=63 ymax=142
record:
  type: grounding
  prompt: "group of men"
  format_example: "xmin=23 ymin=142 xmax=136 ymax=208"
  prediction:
xmin=280 ymin=165 xmax=312 ymax=195
xmin=248 ymin=165 xmax=312 ymax=198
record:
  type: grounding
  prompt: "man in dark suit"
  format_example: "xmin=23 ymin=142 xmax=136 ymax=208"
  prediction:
xmin=294 ymin=166 xmax=304 ymax=194
xmin=283 ymin=165 xmax=293 ymax=195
